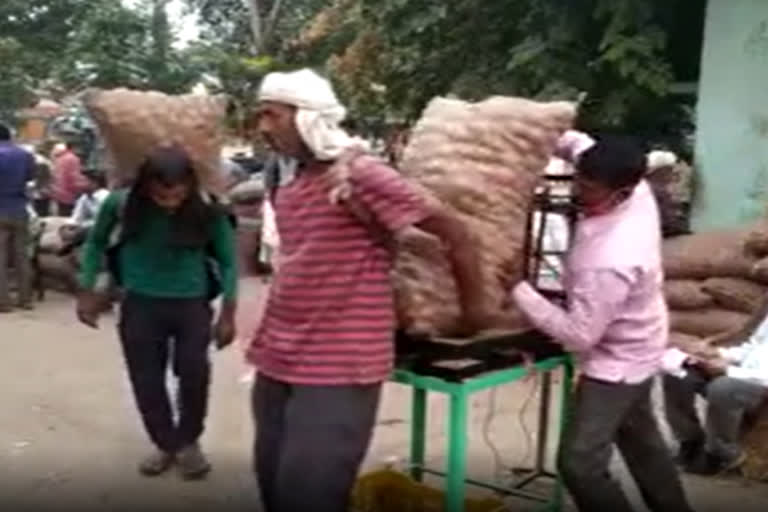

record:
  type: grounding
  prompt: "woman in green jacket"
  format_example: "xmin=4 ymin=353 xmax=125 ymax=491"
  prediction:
xmin=77 ymin=146 xmax=237 ymax=479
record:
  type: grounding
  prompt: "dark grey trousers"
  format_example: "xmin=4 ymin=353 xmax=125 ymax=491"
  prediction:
xmin=252 ymin=373 xmax=381 ymax=512
xmin=663 ymin=371 xmax=766 ymax=461
xmin=559 ymin=377 xmax=694 ymax=512
xmin=118 ymin=293 xmax=212 ymax=453
xmin=0 ymin=215 xmax=31 ymax=308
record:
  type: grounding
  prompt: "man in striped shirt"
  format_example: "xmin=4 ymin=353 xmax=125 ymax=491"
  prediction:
xmin=247 ymin=69 xmax=489 ymax=512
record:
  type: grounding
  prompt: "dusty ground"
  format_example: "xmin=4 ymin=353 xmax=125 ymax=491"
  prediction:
xmin=1 ymin=288 xmax=767 ymax=511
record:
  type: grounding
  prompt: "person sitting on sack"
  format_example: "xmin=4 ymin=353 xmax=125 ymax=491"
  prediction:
xmin=247 ymin=68 xmax=492 ymax=512
xmin=510 ymin=133 xmax=695 ymax=512
xmin=662 ymin=297 xmax=768 ymax=476
xmin=76 ymin=145 xmax=237 ymax=480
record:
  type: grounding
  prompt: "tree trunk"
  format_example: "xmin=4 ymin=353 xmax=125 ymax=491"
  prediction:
xmin=261 ymin=0 xmax=285 ymax=53
xmin=245 ymin=0 xmax=263 ymax=54
xmin=244 ymin=0 xmax=284 ymax=55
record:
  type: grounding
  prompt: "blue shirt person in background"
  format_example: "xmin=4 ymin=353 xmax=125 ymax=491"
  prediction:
xmin=0 ymin=124 xmax=35 ymax=312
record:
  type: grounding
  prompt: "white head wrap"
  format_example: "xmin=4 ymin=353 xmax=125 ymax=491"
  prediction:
xmin=258 ymin=69 xmax=370 ymax=161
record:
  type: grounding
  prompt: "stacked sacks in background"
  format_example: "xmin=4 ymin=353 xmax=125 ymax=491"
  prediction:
xmin=662 ymin=224 xmax=768 ymax=480
xmin=663 ymin=228 xmax=762 ymax=342
xmin=35 ymin=217 xmax=79 ymax=293
xmin=393 ymin=96 xmax=576 ymax=337
xmin=83 ymin=88 xmax=229 ymax=195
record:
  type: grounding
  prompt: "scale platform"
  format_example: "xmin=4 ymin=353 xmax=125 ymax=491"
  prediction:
xmin=395 ymin=328 xmax=565 ymax=382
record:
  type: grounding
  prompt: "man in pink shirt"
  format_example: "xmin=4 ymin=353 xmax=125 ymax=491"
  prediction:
xmin=51 ymin=143 xmax=86 ymax=216
xmin=512 ymin=135 xmax=694 ymax=512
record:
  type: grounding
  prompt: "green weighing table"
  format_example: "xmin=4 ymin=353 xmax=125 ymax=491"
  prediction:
xmin=390 ymin=354 xmax=574 ymax=512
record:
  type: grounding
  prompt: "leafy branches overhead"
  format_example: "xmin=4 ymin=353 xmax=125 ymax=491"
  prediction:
xmin=1 ymin=0 xmax=201 ymax=121
xmin=293 ymin=0 xmax=700 ymax=141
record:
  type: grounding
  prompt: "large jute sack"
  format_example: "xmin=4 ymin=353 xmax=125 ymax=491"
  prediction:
xmin=37 ymin=217 xmax=72 ymax=253
xmin=742 ymin=409 xmax=768 ymax=482
xmin=751 ymin=256 xmax=768 ymax=284
xmin=668 ymin=331 xmax=718 ymax=359
xmin=663 ymin=230 xmax=756 ymax=280
xmin=393 ymin=96 xmax=576 ymax=336
xmin=744 ymin=221 xmax=768 ymax=258
xmin=663 ymin=280 xmax=713 ymax=310
xmin=701 ymin=277 xmax=766 ymax=314
xmin=669 ymin=309 xmax=749 ymax=337
xmin=83 ymin=88 xmax=229 ymax=194
xmin=37 ymin=253 xmax=76 ymax=293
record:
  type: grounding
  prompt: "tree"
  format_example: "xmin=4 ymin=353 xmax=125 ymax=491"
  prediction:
xmin=0 ymin=0 xmax=202 ymax=123
xmin=289 ymin=0 xmax=703 ymax=150
xmin=0 ymin=38 xmax=37 ymax=121
xmin=180 ymin=0 xmax=327 ymax=126
xmin=184 ymin=0 xmax=327 ymax=56
xmin=53 ymin=0 xmax=200 ymax=94
xmin=0 ymin=0 xmax=86 ymax=118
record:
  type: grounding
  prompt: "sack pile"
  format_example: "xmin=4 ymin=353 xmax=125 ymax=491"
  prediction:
xmin=83 ymin=88 xmax=229 ymax=195
xmin=35 ymin=217 xmax=78 ymax=293
xmin=663 ymin=224 xmax=768 ymax=481
xmin=393 ymin=96 xmax=576 ymax=336
xmin=663 ymin=228 xmax=767 ymax=341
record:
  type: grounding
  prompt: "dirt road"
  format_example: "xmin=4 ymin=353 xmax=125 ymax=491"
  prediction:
xmin=0 ymin=290 xmax=766 ymax=511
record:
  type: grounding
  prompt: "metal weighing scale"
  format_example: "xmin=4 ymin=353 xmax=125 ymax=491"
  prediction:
xmin=389 ymin=174 xmax=579 ymax=512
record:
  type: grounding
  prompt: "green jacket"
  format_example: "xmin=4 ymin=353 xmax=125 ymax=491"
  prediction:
xmin=78 ymin=190 xmax=237 ymax=301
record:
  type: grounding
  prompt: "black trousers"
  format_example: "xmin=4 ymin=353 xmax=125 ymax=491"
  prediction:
xmin=558 ymin=377 xmax=694 ymax=512
xmin=119 ymin=293 xmax=212 ymax=453
xmin=252 ymin=373 xmax=381 ymax=512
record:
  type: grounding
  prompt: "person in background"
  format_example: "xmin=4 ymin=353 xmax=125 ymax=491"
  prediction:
xmin=0 ymin=124 xmax=35 ymax=312
xmin=25 ymin=144 xmax=53 ymax=217
xmin=248 ymin=69 xmax=492 ymax=512
xmin=56 ymin=170 xmax=111 ymax=289
xmin=51 ymin=142 xmax=87 ymax=216
xmin=662 ymin=296 xmax=768 ymax=475
xmin=76 ymin=146 xmax=237 ymax=480
xmin=67 ymin=170 xmax=109 ymax=230
xmin=258 ymin=152 xmax=298 ymax=273
xmin=510 ymin=134 xmax=695 ymax=512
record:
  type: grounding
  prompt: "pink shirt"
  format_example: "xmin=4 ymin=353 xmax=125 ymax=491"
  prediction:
xmin=513 ymin=180 xmax=668 ymax=383
xmin=52 ymin=150 xmax=86 ymax=205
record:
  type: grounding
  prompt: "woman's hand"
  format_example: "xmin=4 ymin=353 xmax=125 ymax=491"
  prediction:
xmin=214 ymin=301 xmax=236 ymax=350
xmin=76 ymin=290 xmax=103 ymax=328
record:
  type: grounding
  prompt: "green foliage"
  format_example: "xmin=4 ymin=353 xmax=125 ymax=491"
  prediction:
xmin=54 ymin=0 xmax=200 ymax=94
xmin=0 ymin=38 xmax=36 ymax=121
xmin=1 ymin=0 xmax=202 ymax=123
xmin=181 ymin=0 xmax=328 ymax=114
xmin=295 ymin=0 xmax=702 ymax=147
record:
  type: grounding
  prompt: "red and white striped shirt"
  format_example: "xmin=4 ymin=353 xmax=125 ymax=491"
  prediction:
xmin=247 ymin=156 xmax=429 ymax=385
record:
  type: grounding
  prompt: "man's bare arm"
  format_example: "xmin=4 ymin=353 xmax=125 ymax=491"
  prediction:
xmin=415 ymin=209 xmax=487 ymax=332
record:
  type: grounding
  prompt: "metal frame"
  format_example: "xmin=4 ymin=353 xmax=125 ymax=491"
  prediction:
xmin=391 ymin=355 xmax=574 ymax=512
